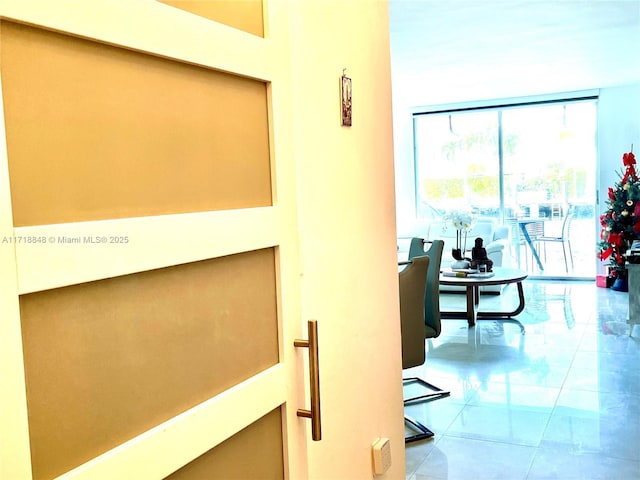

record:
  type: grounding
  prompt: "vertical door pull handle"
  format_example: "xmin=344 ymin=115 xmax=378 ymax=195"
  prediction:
xmin=294 ymin=320 xmax=322 ymax=441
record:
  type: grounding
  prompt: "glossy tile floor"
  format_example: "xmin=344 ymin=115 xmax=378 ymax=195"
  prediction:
xmin=404 ymin=280 xmax=639 ymax=480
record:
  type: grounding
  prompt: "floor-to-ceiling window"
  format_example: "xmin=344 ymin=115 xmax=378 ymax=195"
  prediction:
xmin=413 ymin=96 xmax=597 ymax=279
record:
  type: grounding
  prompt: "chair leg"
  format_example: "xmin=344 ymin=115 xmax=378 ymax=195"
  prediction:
xmin=567 ymin=240 xmax=574 ymax=270
xmin=403 ymin=377 xmax=450 ymax=403
xmin=538 ymin=241 xmax=543 ymax=267
xmin=403 ymin=377 xmax=450 ymax=443
xmin=404 ymin=415 xmax=434 ymax=443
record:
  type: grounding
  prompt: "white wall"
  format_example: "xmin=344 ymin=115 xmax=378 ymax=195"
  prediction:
xmin=391 ymin=93 xmax=416 ymax=236
xmin=289 ymin=1 xmax=406 ymax=478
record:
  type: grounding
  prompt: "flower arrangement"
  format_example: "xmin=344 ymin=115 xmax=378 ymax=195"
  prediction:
xmin=443 ymin=209 xmax=476 ymax=260
xmin=598 ymin=146 xmax=640 ymax=282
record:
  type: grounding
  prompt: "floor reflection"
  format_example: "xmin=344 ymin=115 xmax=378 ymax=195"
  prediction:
xmin=426 ymin=324 xmax=529 ymax=402
xmin=405 ymin=280 xmax=640 ymax=480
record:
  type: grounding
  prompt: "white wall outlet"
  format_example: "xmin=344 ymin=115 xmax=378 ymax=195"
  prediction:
xmin=371 ymin=437 xmax=392 ymax=475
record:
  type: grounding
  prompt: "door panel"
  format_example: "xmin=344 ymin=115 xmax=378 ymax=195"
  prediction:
xmin=0 ymin=1 xmax=306 ymax=479
xmin=157 ymin=0 xmax=265 ymax=37
xmin=166 ymin=408 xmax=283 ymax=480
xmin=2 ymin=21 xmax=271 ymax=227
xmin=20 ymin=250 xmax=278 ymax=479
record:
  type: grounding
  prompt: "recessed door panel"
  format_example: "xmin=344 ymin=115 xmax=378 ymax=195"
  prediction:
xmin=165 ymin=408 xmax=283 ymax=479
xmin=20 ymin=249 xmax=278 ymax=479
xmin=1 ymin=21 xmax=272 ymax=227
xmin=158 ymin=0 xmax=264 ymax=37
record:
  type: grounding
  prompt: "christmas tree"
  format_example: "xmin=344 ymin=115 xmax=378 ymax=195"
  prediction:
xmin=598 ymin=146 xmax=640 ymax=281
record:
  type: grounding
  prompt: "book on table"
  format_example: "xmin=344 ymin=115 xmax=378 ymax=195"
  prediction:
xmin=467 ymin=272 xmax=495 ymax=278
xmin=442 ymin=269 xmax=495 ymax=278
xmin=442 ymin=271 xmax=468 ymax=277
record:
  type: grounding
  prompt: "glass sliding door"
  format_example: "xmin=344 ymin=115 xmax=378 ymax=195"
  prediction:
xmin=501 ymin=101 xmax=597 ymax=277
xmin=414 ymin=110 xmax=500 ymax=219
xmin=413 ymin=97 xmax=597 ymax=279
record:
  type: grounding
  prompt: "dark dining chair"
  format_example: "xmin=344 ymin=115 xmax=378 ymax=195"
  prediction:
xmin=401 ymin=239 xmax=449 ymax=443
xmin=408 ymin=238 xmax=444 ymax=340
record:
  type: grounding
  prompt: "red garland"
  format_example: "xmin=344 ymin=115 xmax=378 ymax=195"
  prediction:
xmin=600 ymin=231 xmax=626 ymax=262
xmin=607 ymin=231 xmax=624 ymax=247
xmin=600 ymin=245 xmax=613 ymax=260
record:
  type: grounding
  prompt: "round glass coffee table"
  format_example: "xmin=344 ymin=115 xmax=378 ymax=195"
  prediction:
xmin=439 ymin=267 xmax=528 ymax=332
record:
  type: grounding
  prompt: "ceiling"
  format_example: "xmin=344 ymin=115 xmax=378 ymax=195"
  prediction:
xmin=388 ymin=0 xmax=640 ymax=107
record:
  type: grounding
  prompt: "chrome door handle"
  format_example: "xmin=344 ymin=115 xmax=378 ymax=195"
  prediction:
xmin=294 ymin=320 xmax=322 ymax=441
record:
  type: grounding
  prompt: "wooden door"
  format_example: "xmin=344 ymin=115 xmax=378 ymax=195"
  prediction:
xmin=0 ymin=1 xmax=310 ymax=478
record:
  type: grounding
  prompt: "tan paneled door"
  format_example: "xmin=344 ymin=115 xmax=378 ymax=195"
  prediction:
xmin=0 ymin=1 xmax=310 ymax=478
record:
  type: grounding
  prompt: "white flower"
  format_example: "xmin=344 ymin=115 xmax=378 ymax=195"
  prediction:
xmin=442 ymin=209 xmax=477 ymax=251
xmin=443 ymin=210 xmax=476 ymax=232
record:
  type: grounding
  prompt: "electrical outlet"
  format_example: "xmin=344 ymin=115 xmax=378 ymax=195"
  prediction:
xmin=372 ymin=437 xmax=392 ymax=475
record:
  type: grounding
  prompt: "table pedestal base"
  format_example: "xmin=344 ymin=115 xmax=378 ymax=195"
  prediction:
xmin=441 ymin=282 xmax=526 ymax=333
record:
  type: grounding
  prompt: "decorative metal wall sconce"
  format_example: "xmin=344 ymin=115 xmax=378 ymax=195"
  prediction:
xmin=340 ymin=69 xmax=352 ymax=127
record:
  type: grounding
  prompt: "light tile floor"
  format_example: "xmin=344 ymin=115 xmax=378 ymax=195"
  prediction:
xmin=404 ymin=280 xmax=639 ymax=480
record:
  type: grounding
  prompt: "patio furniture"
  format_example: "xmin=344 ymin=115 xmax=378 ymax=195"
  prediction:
xmin=535 ymin=207 xmax=575 ymax=273
xmin=516 ymin=218 xmax=546 ymax=270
